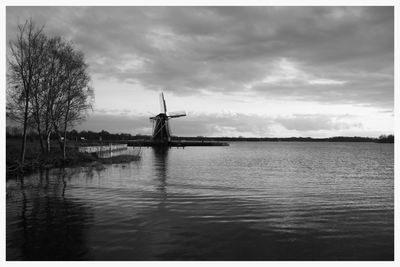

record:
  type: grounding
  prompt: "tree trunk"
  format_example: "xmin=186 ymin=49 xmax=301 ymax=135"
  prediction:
xmin=53 ymin=124 xmax=64 ymax=153
xmin=46 ymin=131 xmax=51 ymax=153
xmin=37 ymin=126 xmax=45 ymax=153
xmin=20 ymin=96 xmax=29 ymax=163
xmin=63 ymin=97 xmax=71 ymax=161
xmin=33 ymin=93 xmax=45 ymax=153
xmin=45 ymin=114 xmax=51 ymax=153
xmin=62 ymin=130 xmax=67 ymax=160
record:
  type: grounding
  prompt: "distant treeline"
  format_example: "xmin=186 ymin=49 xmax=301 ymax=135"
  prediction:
xmin=376 ymin=134 xmax=394 ymax=143
xmin=6 ymin=127 xmax=394 ymax=143
xmin=6 ymin=128 xmax=137 ymax=141
xmin=173 ymin=135 xmax=394 ymax=143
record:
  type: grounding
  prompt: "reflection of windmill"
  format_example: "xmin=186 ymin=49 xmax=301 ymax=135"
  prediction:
xmin=150 ymin=92 xmax=186 ymax=143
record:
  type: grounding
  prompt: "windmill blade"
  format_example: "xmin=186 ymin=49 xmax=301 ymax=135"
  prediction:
xmin=159 ymin=92 xmax=167 ymax=114
xmin=167 ymin=111 xmax=186 ymax=118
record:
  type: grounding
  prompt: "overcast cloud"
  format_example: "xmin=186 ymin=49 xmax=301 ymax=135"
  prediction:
xmin=6 ymin=6 xmax=394 ymax=137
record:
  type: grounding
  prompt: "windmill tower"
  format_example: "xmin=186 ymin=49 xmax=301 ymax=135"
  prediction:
xmin=150 ymin=92 xmax=186 ymax=143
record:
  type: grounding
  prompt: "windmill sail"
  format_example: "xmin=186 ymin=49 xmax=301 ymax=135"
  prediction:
xmin=150 ymin=92 xmax=185 ymax=143
xmin=159 ymin=92 xmax=167 ymax=114
xmin=167 ymin=111 xmax=186 ymax=118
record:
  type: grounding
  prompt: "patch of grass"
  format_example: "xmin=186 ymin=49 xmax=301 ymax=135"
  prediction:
xmin=6 ymin=138 xmax=140 ymax=179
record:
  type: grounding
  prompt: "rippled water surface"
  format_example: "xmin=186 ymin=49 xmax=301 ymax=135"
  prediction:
xmin=6 ymin=142 xmax=394 ymax=260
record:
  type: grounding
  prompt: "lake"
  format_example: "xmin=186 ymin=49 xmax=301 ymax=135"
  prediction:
xmin=6 ymin=142 xmax=394 ymax=260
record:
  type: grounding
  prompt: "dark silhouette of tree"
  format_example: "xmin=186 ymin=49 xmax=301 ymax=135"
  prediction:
xmin=53 ymin=41 xmax=93 ymax=159
xmin=378 ymin=134 xmax=394 ymax=143
xmin=7 ymin=19 xmax=47 ymax=162
xmin=7 ymin=19 xmax=93 ymax=160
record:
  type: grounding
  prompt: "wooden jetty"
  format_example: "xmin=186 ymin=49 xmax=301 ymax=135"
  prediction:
xmin=78 ymin=144 xmax=127 ymax=153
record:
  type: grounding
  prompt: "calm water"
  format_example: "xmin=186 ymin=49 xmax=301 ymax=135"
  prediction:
xmin=6 ymin=142 xmax=394 ymax=260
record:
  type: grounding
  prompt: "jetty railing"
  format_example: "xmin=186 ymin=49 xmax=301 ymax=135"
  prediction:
xmin=78 ymin=144 xmax=128 ymax=154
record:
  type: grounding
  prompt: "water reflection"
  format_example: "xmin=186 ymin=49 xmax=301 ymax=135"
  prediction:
xmin=153 ymin=147 xmax=169 ymax=198
xmin=7 ymin=169 xmax=94 ymax=260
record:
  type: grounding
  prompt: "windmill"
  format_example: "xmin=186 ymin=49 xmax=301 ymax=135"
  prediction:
xmin=150 ymin=92 xmax=186 ymax=143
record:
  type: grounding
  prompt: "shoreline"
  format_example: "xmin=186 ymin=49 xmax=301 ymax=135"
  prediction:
xmin=6 ymin=151 xmax=141 ymax=180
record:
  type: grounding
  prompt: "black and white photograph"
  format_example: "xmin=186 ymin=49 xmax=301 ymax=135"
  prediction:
xmin=3 ymin=1 xmax=396 ymax=262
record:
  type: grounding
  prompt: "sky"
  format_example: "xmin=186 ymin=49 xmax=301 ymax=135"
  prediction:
xmin=6 ymin=6 xmax=394 ymax=137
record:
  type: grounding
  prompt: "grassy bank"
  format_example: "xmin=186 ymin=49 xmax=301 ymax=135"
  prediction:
xmin=6 ymin=138 xmax=140 ymax=179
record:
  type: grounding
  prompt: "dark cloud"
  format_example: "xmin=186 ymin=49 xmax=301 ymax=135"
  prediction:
xmin=6 ymin=6 xmax=394 ymax=108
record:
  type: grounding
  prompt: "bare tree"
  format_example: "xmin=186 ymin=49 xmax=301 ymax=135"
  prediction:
xmin=8 ymin=20 xmax=93 ymax=161
xmin=7 ymin=19 xmax=47 ymax=162
xmin=57 ymin=43 xmax=93 ymax=159
xmin=41 ymin=36 xmax=68 ymax=153
xmin=29 ymin=33 xmax=51 ymax=153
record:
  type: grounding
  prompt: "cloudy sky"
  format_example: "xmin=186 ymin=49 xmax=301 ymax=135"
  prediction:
xmin=6 ymin=6 xmax=394 ymax=137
